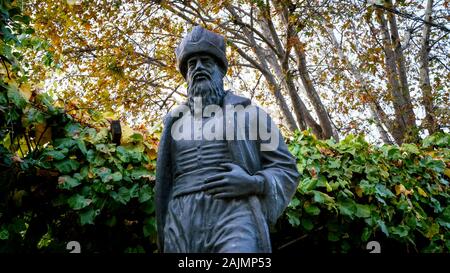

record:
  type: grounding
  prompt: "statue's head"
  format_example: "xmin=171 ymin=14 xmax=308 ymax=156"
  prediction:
xmin=176 ymin=26 xmax=228 ymax=110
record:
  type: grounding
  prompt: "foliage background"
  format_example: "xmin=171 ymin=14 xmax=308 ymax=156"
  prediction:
xmin=1 ymin=0 xmax=449 ymax=253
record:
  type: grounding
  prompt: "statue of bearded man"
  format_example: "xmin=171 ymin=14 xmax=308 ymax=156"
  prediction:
xmin=155 ymin=25 xmax=300 ymax=253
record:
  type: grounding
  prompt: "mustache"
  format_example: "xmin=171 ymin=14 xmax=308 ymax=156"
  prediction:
xmin=191 ymin=70 xmax=211 ymax=82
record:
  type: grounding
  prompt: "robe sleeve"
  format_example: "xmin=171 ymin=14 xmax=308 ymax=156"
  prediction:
xmin=254 ymin=108 xmax=300 ymax=226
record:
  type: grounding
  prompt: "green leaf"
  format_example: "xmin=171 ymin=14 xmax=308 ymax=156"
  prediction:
xmin=76 ymin=140 xmax=87 ymax=155
xmin=111 ymin=172 xmax=122 ymax=182
xmin=139 ymin=184 xmax=153 ymax=203
xmin=54 ymin=138 xmax=77 ymax=149
xmin=301 ymin=218 xmax=314 ymax=231
xmin=304 ymin=204 xmax=321 ymax=216
xmin=299 ymin=177 xmax=318 ymax=192
xmin=23 ymin=108 xmax=45 ymax=126
xmin=64 ymin=123 xmax=82 ymax=138
xmin=377 ymin=220 xmax=389 ymax=236
xmin=7 ymin=84 xmax=27 ymax=109
xmin=111 ymin=187 xmax=131 ymax=204
xmin=402 ymin=143 xmax=420 ymax=154
xmin=338 ymin=199 xmax=356 ymax=218
xmin=328 ymin=232 xmax=340 ymax=242
xmin=80 ymin=208 xmax=99 ymax=225
xmin=130 ymin=133 xmax=143 ymax=142
xmin=116 ymin=146 xmax=129 ymax=162
xmin=312 ymin=190 xmax=334 ymax=205
xmin=390 ymin=225 xmax=409 ymax=238
xmin=42 ymin=148 xmax=68 ymax=161
xmin=58 ymin=175 xmax=81 ymax=189
xmin=86 ymin=149 xmax=106 ymax=166
xmin=288 ymin=197 xmax=300 ymax=209
xmin=95 ymin=167 xmax=112 ymax=182
xmin=361 ymin=227 xmax=371 ymax=242
xmin=0 ymin=228 xmax=9 ymax=240
xmin=143 ymin=217 xmax=157 ymax=237
xmin=355 ymin=204 xmax=371 ymax=218
xmin=129 ymin=183 xmax=139 ymax=198
xmin=130 ymin=167 xmax=151 ymax=180
xmin=54 ymin=159 xmax=80 ymax=174
xmin=286 ymin=211 xmax=300 ymax=227
xmin=68 ymin=194 xmax=92 ymax=210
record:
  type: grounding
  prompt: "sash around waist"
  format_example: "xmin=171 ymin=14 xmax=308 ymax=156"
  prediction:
xmin=172 ymin=167 xmax=228 ymax=198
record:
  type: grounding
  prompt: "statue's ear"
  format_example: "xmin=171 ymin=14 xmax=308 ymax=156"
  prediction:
xmin=219 ymin=65 xmax=226 ymax=78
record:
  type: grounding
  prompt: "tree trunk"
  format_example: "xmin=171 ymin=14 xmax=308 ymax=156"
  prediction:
xmin=376 ymin=9 xmax=409 ymax=144
xmin=257 ymin=14 xmax=326 ymax=135
xmin=292 ymin=37 xmax=336 ymax=140
xmin=418 ymin=0 xmax=438 ymax=134
xmin=385 ymin=0 xmax=417 ymax=132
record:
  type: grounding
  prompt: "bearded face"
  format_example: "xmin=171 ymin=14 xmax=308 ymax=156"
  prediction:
xmin=186 ymin=54 xmax=225 ymax=113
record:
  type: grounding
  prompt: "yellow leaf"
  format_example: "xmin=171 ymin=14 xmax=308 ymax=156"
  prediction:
xmin=19 ymin=83 xmax=32 ymax=100
xmin=103 ymin=111 xmax=118 ymax=120
xmin=444 ymin=168 xmax=450 ymax=178
xmin=395 ymin=184 xmax=405 ymax=195
xmin=146 ymin=148 xmax=157 ymax=160
xmin=416 ymin=187 xmax=428 ymax=198
xmin=355 ymin=186 xmax=363 ymax=198
xmin=121 ymin=125 xmax=136 ymax=144
xmin=35 ymin=122 xmax=52 ymax=145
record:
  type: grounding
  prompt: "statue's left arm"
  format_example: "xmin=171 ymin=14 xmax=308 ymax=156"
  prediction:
xmin=254 ymin=108 xmax=300 ymax=226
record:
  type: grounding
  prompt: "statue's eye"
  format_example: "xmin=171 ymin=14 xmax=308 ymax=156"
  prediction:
xmin=202 ymin=58 xmax=212 ymax=65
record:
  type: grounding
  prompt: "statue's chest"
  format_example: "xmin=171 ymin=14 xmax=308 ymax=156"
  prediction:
xmin=171 ymin=115 xmax=232 ymax=177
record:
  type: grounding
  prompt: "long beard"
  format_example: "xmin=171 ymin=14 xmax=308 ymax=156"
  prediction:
xmin=187 ymin=70 xmax=225 ymax=114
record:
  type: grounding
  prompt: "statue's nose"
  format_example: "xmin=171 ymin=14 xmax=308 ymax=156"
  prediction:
xmin=194 ymin=59 xmax=206 ymax=71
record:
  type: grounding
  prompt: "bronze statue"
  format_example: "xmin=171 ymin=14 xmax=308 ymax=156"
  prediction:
xmin=155 ymin=25 xmax=300 ymax=253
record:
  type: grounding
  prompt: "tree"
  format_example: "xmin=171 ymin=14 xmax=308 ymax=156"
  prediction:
xmin=24 ymin=0 xmax=450 ymax=144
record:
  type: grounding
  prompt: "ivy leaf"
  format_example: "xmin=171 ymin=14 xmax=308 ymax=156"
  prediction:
xmin=111 ymin=172 xmax=122 ymax=182
xmin=304 ymin=204 xmax=321 ymax=216
xmin=79 ymin=208 xmax=99 ymax=225
xmin=7 ymin=84 xmax=27 ymax=109
xmin=68 ymin=194 xmax=92 ymax=210
xmin=0 ymin=228 xmax=9 ymax=240
xmin=338 ymin=199 xmax=356 ymax=219
xmin=355 ymin=204 xmax=371 ymax=218
xmin=95 ymin=167 xmax=112 ymax=182
xmin=64 ymin=123 xmax=82 ymax=138
xmin=42 ymin=148 xmax=68 ymax=161
xmin=54 ymin=159 xmax=80 ymax=174
xmin=139 ymin=184 xmax=153 ymax=203
xmin=288 ymin=197 xmax=300 ymax=209
xmin=286 ymin=211 xmax=300 ymax=227
xmin=130 ymin=167 xmax=152 ymax=180
xmin=401 ymin=143 xmax=420 ymax=155
xmin=111 ymin=187 xmax=131 ymax=204
xmin=361 ymin=227 xmax=371 ymax=242
xmin=143 ymin=217 xmax=157 ymax=238
xmin=328 ymin=232 xmax=340 ymax=242
xmin=377 ymin=220 xmax=389 ymax=236
xmin=76 ymin=140 xmax=87 ymax=155
xmin=390 ymin=225 xmax=409 ymax=238
xmin=301 ymin=218 xmax=314 ymax=231
xmin=312 ymin=190 xmax=334 ymax=205
xmin=58 ymin=175 xmax=80 ymax=189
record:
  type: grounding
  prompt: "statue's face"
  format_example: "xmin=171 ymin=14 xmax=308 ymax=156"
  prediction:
xmin=185 ymin=53 xmax=225 ymax=110
xmin=186 ymin=54 xmax=220 ymax=86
